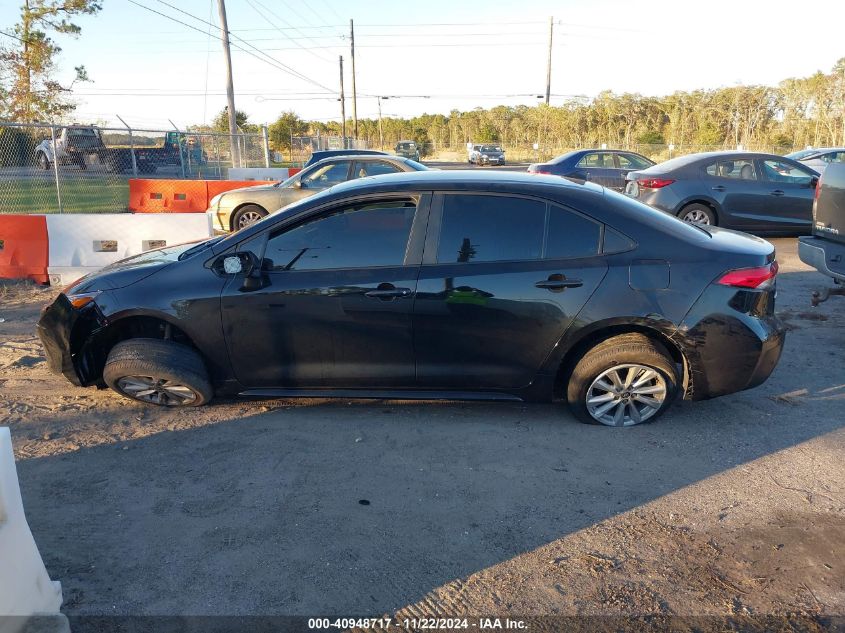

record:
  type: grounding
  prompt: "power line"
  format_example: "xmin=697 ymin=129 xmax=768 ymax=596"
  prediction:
xmin=0 ymin=29 xmax=25 ymax=42
xmin=244 ymin=0 xmax=335 ymax=64
xmin=126 ymin=0 xmax=335 ymax=94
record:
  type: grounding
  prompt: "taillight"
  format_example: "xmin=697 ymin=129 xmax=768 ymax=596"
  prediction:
xmin=814 ymin=175 xmax=822 ymax=201
xmin=531 ymin=167 xmax=552 ymax=175
xmin=637 ymin=178 xmax=675 ymax=189
xmin=716 ymin=261 xmax=778 ymax=289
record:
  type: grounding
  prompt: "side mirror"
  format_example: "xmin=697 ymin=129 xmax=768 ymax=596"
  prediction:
xmin=809 ymin=176 xmax=819 ymax=188
xmin=217 ymin=251 xmax=260 ymax=277
xmin=293 ymin=179 xmax=304 ymax=189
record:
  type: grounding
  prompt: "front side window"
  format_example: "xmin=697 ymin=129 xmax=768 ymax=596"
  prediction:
xmin=705 ymin=159 xmax=756 ymax=180
xmin=300 ymin=161 xmax=351 ymax=188
xmin=436 ymin=195 xmax=545 ymax=263
xmin=618 ymin=153 xmax=652 ymax=169
xmin=263 ymin=199 xmax=416 ymax=271
xmin=761 ymin=160 xmax=814 ymax=185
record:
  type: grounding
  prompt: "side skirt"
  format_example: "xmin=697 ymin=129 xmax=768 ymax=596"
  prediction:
xmin=238 ymin=388 xmax=524 ymax=402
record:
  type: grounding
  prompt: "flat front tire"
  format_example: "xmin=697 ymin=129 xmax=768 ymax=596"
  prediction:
xmin=566 ymin=334 xmax=679 ymax=427
xmin=103 ymin=338 xmax=212 ymax=407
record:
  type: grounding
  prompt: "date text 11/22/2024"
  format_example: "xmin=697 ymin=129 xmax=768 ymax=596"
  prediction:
xmin=307 ymin=617 xmax=528 ymax=630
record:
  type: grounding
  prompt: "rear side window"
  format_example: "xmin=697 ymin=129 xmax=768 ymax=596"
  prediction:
xmin=355 ymin=161 xmax=401 ymax=178
xmin=705 ymin=159 xmax=756 ymax=180
xmin=577 ymin=153 xmax=615 ymax=168
xmin=546 ymin=206 xmax=601 ymax=259
xmin=436 ymin=195 xmax=545 ymax=263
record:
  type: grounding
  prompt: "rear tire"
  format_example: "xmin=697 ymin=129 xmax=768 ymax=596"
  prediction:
xmin=232 ymin=204 xmax=268 ymax=230
xmin=103 ymin=338 xmax=212 ymax=407
xmin=679 ymin=203 xmax=716 ymax=226
xmin=566 ymin=334 xmax=679 ymax=427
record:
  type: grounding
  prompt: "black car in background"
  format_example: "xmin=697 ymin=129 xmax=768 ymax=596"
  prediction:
xmin=624 ymin=151 xmax=819 ymax=233
xmin=528 ymin=149 xmax=655 ymax=191
xmin=38 ymin=171 xmax=785 ymax=427
xmin=304 ymin=149 xmax=388 ymax=167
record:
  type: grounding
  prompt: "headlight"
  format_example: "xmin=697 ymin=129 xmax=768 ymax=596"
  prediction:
xmin=65 ymin=291 xmax=101 ymax=309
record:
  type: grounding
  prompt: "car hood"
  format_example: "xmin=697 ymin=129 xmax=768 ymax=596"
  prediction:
xmin=67 ymin=237 xmax=222 ymax=294
xmin=222 ymin=183 xmax=279 ymax=195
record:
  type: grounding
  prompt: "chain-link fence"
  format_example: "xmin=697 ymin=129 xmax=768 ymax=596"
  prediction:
xmin=0 ymin=121 xmax=271 ymax=214
xmin=289 ymin=135 xmax=369 ymax=165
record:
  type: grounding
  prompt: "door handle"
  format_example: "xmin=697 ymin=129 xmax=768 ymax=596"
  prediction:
xmin=770 ymin=189 xmax=785 ymax=197
xmin=711 ymin=185 xmax=726 ymax=192
xmin=535 ymin=275 xmax=583 ymax=291
xmin=364 ymin=285 xmax=412 ymax=299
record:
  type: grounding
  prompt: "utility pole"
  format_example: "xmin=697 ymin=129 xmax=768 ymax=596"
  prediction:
xmin=377 ymin=96 xmax=387 ymax=150
xmin=545 ymin=16 xmax=553 ymax=105
xmin=217 ymin=0 xmax=241 ymax=167
xmin=339 ymin=55 xmax=347 ymax=148
xmin=350 ymin=19 xmax=358 ymax=140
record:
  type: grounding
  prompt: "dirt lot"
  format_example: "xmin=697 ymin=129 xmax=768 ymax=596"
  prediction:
xmin=1 ymin=238 xmax=843 ymax=626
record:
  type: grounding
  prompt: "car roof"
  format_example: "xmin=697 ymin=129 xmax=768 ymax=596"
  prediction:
xmin=316 ymin=169 xmax=604 ymax=197
xmin=309 ymin=154 xmax=410 ymax=167
xmin=547 ymin=148 xmax=649 ymax=164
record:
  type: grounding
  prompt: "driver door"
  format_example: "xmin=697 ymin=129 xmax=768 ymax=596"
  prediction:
xmin=221 ymin=194 xmax=428 ymax=389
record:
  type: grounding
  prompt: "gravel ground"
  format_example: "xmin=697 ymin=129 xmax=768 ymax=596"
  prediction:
xmin=1 ymin=238 xmax=843 ymax=626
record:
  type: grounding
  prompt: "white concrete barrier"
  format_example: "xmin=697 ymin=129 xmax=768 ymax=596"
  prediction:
xmin=0 ymin=427 xmax=64 ymax=624
xmin=45 ymin=213 xmax=214 ymax=286
xmin=227 ymin=167 xmax=289 ymax=181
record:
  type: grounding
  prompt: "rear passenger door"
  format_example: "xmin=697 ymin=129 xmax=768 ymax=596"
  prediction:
xmin=413 ymin=193 xmax=609 ymax=390
xmin=757 ymin=158 xmax=816 ymax=230
xmin=575 ymin=152 xmax=618 ymax=188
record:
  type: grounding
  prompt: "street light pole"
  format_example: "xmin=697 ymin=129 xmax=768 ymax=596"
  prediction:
xmin=377 ymin=96 xmax=387 ymax=150
xmin=339 ymin=55 xmax=347 ymax=148
xmin=216 ymin=0 xmax=241 ymax=168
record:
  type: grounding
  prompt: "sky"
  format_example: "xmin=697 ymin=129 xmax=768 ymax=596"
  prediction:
xmin=2 ymin=0 xmax=845 ymax=130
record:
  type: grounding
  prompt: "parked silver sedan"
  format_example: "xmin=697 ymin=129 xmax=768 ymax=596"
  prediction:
xmin=208 ymin=155 xmax=429 ymax=231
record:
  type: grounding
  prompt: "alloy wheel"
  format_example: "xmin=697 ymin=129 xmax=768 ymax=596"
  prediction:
xmin=116 ymin=375 xmax=198 ymax=406
xmin=585 ymin=363 xmax=667 ymax=426
xmin=237 ymin=210 xmax=264 ymax=229
xmin=682 ymin=208 xmax=711 ymax=225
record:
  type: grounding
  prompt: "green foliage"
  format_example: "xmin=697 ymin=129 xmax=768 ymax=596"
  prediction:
xmin=0 ymin=0 xmax=101 ymax=122
xmin=268 ymin=111 xmax=309 ymax=152
xmin=636 ymin=130 xmax=664 ymax=144
xmin=0 ymin=127 xmax=37 ymax=167
xmin=213 ymin=107 xmax=255 ymax=133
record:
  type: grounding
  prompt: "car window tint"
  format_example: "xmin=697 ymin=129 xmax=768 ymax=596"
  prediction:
xmin=356 ymin=161 xmax=401 ymax=178
xmin=301 ymin=161 xmax=351 ymax=187
xmin=705 ymin=159 xmax=756 ymax=180
xmin=761 ymin=160 xmax=813 ymax=185
xmin=437 ymin=195 xmax=545 ymax=263
xmin=618 ymin=154 xmax=652 ymax=169
xmin=264 ymin=199 xmax=416 ymax=271
xmin=546 ymin=206 xmax=601 ymax=259
xmin=578 ymin=153 xmax=610 ymax=168
xmin=602 ymin=226 xmax=634 ymax=253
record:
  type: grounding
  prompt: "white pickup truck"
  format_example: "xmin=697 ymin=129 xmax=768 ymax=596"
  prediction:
xmin=35 ymin=126 xmax=158 ymax=173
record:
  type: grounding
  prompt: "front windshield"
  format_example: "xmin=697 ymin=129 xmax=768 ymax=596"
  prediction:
xmin=481 ymin=145 xmax=501 ymax=152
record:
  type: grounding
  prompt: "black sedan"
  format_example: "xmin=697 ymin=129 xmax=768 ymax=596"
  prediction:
xmin=528 ymin=149 xmax=655 ymax=190
xmin=38 ymin=171 xmax=785 ymax=427
xmin=624 ymin=151 xmax=820 ymax=233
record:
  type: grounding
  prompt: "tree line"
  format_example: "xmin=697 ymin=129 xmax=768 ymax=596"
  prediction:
xmin=257 ymin=58 xmax=845 ymax=158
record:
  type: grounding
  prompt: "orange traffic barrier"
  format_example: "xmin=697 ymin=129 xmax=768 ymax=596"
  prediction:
xmin=129 ymin=179 xmax=209 ymax=213
xmin=0 ymin=215 xmax=49 ymax=284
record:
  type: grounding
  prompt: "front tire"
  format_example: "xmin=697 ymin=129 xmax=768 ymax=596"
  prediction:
xmin=566 ymin=334 xmax=679 ymax=427
xmin=103 ymin=338 xmax=212 ymax=407
xmin=232 ymin=204 xmax=268 ymax=230
xmin=679 ymin=203 xmax=716 ymax=226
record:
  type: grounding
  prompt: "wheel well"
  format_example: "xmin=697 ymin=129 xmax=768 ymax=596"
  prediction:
xmin=230 ymin=202 xmax=268 ymax=231
xmin=75 ymin=315 xmax=199 ymax=385
xmin=553 ymin=325 xmax=688 ymax=399
xmin=679 ymin=200 xmax=719 ymax=223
